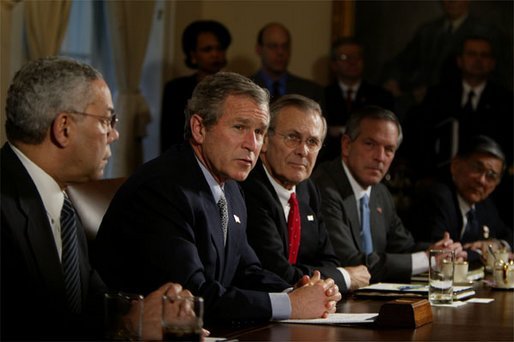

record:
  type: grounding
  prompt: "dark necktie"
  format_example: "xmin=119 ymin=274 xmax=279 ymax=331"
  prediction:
xmin=463 ymin=90 xmax=475 ymax=113
xmin=462 ymin=208 xmax=479 ymax=243
xmin=61 ymin=196 xmax=82 ymax=314
xmin=360 ymin=194 xmax=373 ymax=254
xmin=271 ymin=81 xmax=281 ymax=102
xmin=217 ymin=192 xmax=228 ymax=245
xmin=346 ymin=88 xmax=353 ymax=113
xmin=287 ymin=193 xmax=301 ymax=264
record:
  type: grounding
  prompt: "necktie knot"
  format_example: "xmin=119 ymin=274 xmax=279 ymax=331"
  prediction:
xmin=287 ymin=192 xmax=301 ymax=264
xmin=463 ymin=90 xmax=475 ymax=112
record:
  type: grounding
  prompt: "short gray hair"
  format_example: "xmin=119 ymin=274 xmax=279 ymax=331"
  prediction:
xmin=345 ymin=105 xmax=403 ymax=146
xmin=6 ymin=56 xmax=103 ymax=144
xmin=185 ymin=72 xmax=270 ymax=140
xmin=269 ymin=94 xmax=327 ymax=140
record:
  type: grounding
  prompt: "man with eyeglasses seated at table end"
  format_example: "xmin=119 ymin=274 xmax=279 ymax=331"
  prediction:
xmin=409 ymin=135 xmax=512 ymax=264
xmin=1 ymin=56 xmax=190 ymax=341
xmin=241 ymin=94 xmax=370 ymax=295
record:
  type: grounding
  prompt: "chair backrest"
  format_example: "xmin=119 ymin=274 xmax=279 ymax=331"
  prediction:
xmin=66 ymin=177 xmax=126 ymax=240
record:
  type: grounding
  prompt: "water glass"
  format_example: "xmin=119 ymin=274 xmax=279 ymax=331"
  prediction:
xmin=104 ymin=292 xmax=144 ymax=340
xmin=162 ymin=295 xmax=203 ymax=341
xmin=429 ymin=249 xmax=455 ymax=305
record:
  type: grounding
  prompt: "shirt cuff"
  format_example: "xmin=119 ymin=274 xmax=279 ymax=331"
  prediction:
xmin=337 ymin=267 xmax=351 ymax=289
xmin=411 ymin=251 xmax=429 ymax=275
xmin=269 ymin=292 xmax=291 ymax=320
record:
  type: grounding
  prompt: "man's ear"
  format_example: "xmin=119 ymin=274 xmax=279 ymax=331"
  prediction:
xmin=190 ymin=113 xmax=206 ymax=144
xmin=51 ymin=112 xmax=72 ymax=147
xmin=341 ymin=134 xmax=350 ymax=158
xmin=261 ymin=133 xmax=270 ymax=153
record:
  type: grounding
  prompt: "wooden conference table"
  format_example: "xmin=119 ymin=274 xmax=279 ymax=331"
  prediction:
xmin=210 ymin=281 xmax=513 ymax=341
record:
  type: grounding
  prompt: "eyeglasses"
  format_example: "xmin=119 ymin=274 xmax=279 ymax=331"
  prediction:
xmin=467 ymin=160 xmax=501 ymax=184
xmin=336 ymin=53 xmax=362 ymax=62
xmin=69 ymin=111 xmax=118 ymax=130
xmin=272 ymin=131 xmax=323 ymax=152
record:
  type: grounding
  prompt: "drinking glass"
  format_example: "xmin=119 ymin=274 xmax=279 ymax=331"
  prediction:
xmin=162 ymin=295 xmax=203 ymax=341
xmin=104 ymin=292 xmax=144 ymax=340
xmin=429 ymin=249 xmax=455 ymax=305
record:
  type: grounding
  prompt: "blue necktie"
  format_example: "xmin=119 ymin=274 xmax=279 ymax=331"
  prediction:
xmin=61 ymin=196 xmax=82 ymax=313
xmin=360 ymin=194 xmax=373 ymax=254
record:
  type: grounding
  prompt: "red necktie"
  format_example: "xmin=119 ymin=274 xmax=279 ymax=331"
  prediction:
xmin=287 ymin=192 xmax=301 ymax=264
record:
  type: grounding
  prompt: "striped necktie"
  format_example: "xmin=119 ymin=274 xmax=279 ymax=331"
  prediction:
xmin=61 ymin=196 xmax=82 ymax=313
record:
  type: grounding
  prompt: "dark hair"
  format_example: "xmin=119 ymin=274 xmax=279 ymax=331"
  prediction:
xmin=256 ymin=22 xmax=290 ymax=46
xmin=185 ymin=72 xmax=269 ymax=140
xmin=182 ymin=20 xmax=231 ymax=69
xmin=457 ymin=135 xmax=505 ymax=170
xmin=330 ymin=36 xmax=362 ymax=60
xmin=345 ymin=105 xmax=403 ymax=146
xmin=460 ymin=35 xmax=495 ymax=57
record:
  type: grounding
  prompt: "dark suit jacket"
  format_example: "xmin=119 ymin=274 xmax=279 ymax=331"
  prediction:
xmin=251 ymin=71 xmax=324 ymax=107
xmin=320 ymin=81 xmax=394 ymax=162
xmin=1 ymin=143 xmax=106 ymax=340
xmin=312 ymin=159 xmax=429 ymax=283
xmin=241 ymin=161 xmax=348 ymax=292
xmin=405 ymin=80 xmax=513 ymax=180
xmin=409 ymin=181 xmax=513 ymax=247
xmin=160 ymin=74 xmax=198 ymax=153
xmin=94 ymin=144 xmax=290 ymax=324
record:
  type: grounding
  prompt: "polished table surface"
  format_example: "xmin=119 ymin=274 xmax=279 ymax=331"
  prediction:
xmin=210 ymin=281 xmax=513 ymax=341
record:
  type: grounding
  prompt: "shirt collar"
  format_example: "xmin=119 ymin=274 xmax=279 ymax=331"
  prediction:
xmin=342 ymin=159 xmax=371 ymax=200
xmin=262 ymin=162 xmax=296 ymax=214
xmin=257 ymin=69 xmax=288 ymax=92
xmin=338 ymin=79 xmax=362 ymax=95
xmin=10 ymin=143 xmax=64 ymax=225
xmin=457 ymin=192 xmax=474 ymax=217
xmin=195 ymin=155 xmax=224 ymax=203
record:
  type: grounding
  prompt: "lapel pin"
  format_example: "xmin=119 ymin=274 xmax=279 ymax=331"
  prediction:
xmin=377 ymin=207 xmax=382 ymax=214
xmin=234 ymin=215 xmax=241 ymax=223
xmin=307 ymin=215 xmax=314 ymax=221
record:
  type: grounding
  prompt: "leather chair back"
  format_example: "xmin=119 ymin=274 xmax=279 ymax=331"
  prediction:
xmin=66 ymin=177 xmax=126 ymax=240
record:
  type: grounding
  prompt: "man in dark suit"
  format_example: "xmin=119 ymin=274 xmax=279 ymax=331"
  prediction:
xmin=242 ymin=94 xmax=370 ymax=293
xmin=406 ymin=35 xmax=513 ymax=225
xmin=94 ymin=72 xmax=341 ymax=325
xmin=321 ymin=37 xmax=394 ymax=162
xmin=383 ymin=0 xmax=509 ymax=102
xmin=409 ymin=135 xmax=512 ymax=263
xmin=161 ymin=20 xmax=231 ymax=152
xmin=312 ymin=106 xmax=466 ymax=283
xmin=252 ymin=22 xmax=324 ymax=106
xmin=0 ymin=57 xmax=115 ymax=339
xmin=1 ymin=57 xmax=190 ymax=341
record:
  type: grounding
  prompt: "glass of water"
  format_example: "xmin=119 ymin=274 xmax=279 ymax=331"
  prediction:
xmin=429 ymin=249 xmax=455 ymax=305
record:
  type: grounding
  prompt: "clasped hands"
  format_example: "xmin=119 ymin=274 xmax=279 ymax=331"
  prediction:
xmin=427 ymin=232 xmax=468 ymax=261
xmin=288 ymin=270 xmax=342 ymax=319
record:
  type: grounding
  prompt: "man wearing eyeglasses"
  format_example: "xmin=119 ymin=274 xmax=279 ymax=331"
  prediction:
xmin=242 ymin=94 xmax=370 ymax=292
xmin=409 ymin=135 xmax=512 ymax=263
xmin=252 ymin=22 xmax=323 ymax=105
xmin=1 ymin=57 xmax=184 ymax=341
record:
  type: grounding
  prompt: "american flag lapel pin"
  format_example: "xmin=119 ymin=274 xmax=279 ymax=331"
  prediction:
xmin=307 ymin=215 xmax=314 ymax=221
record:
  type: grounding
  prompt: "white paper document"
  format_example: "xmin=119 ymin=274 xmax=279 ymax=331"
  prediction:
xmin=278 ymin=313 xmax=378 ymax=325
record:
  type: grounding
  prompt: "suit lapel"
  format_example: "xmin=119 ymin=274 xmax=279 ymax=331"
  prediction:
xmin=334 ymin=161 xmax=363 ymax=250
